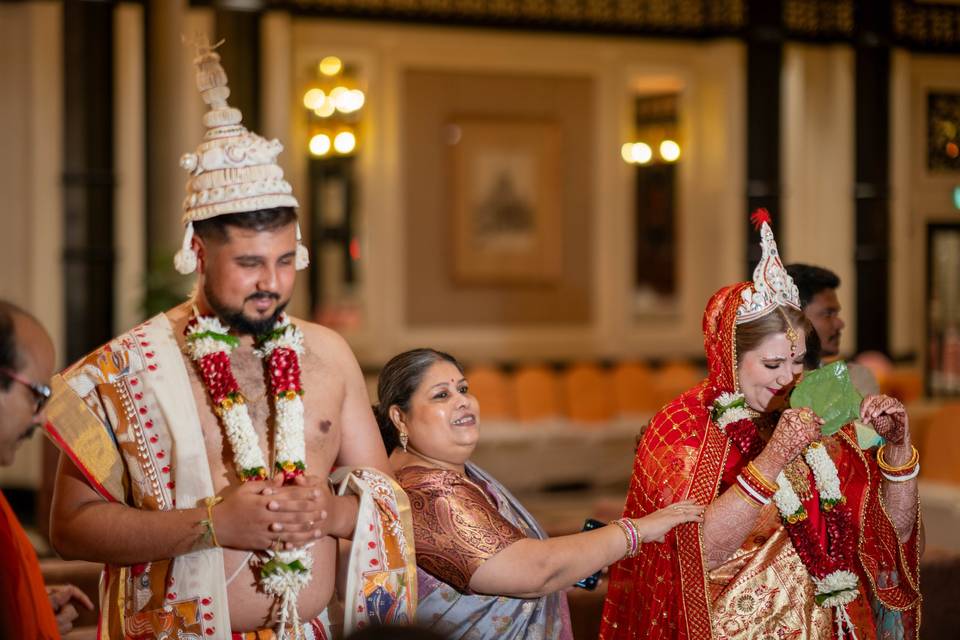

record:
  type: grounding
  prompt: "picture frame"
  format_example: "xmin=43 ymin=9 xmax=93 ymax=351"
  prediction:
xmin=927 ymin=92 xmax=960 ymax=172
xmin=926 ymin=222 xmax=960 ymax=396
xmin=448 ymin=117 xmax=563 ymax=285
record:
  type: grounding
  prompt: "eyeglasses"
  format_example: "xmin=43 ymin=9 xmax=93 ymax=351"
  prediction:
xmin=1 ymin=368 xmax=51 ymax=414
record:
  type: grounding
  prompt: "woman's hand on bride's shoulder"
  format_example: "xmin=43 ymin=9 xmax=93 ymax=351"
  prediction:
xmin=633 ymin=500 xmax=705 ymax=543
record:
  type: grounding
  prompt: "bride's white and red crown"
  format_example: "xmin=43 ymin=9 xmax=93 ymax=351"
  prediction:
xmin=735 ymin=209 xmax=801 ymax=324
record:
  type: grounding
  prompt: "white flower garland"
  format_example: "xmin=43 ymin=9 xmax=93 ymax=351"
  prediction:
xmin=774 ymin=443 xmax=860 ymax=632
xmin=262 ymin=544 xmax=315 ymax=638
xmin=712 ymin=392 xmax=758 ymax=431
xmin=772 ymin=470 xmax=804 ymax=520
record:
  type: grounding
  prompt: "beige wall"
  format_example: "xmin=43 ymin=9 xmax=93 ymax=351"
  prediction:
xmin=403 ymin=70 xmax=594 ymax=327
xmin=287 ymin=19 xmax=747 ymax=365
xmin=781 ymin=44 xmax=857 ymax=355
xmin=890 ymin=52 xmax=960 ymax=367
xmin=0 ymin=6 xmax=943 ymax=391
xmin=115 ymin=3 xmax=146 ymax=333
xmin=0 ymin=2 xmax=63 ymax=488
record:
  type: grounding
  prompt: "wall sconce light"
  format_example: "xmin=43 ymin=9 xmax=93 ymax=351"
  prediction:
xmin=319 ymin=56 xmax=342 ymax=77
xmin=621 ymin=139 xmax=681 ymax=165
xmin=620 ymin=142 xmax=656 ymax=165
xmin=304 ymin=55 xmax=364 ymax=157
xmin=309 ymin=133 xmax=332 ymax=157
xmin=659 ymin=139 xmax=681 ymax=162
xmin=334 ymin=131 xmax=357 ymax=154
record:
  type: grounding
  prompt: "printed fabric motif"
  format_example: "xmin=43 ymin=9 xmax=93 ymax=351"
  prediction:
xmin=397 ymin=465 xmax=525 ymax=593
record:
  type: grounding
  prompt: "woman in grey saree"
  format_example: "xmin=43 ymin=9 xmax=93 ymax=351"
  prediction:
xmin=374 ymin=349 xmax=705 ymax=640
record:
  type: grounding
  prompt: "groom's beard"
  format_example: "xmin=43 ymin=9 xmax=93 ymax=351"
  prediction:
xmin=204 ymin=282 xmax=289 ymax=336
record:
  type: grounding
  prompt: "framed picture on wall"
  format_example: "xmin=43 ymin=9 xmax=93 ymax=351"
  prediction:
xmin=927 ymin=92 xmax=960 ymax=171
xmin=448 ymin=117 xmax=563 ymax=285
xmin=926 ymin=222 xmax=960 ymax=396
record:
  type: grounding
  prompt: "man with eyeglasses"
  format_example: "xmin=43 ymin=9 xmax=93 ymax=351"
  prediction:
xmin=0 ymin=301 xmax=93 ymax=638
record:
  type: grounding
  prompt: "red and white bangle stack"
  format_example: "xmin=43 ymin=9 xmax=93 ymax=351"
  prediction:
xmin=734 ymin=461 xmax=779 ymax=507
xmin=611 ymin=518 xmax=643 ymax=558
xmin=877 ymin=444 xmax=920 ymax=482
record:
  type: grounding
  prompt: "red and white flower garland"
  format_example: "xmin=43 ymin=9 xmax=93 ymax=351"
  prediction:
xmin=710 ymin=389 xmax=860 ymax=639
xmin=256 ymin=317 xmax=307 ymax=483
xmin=184 ymin=312 xmax=312 ymax=640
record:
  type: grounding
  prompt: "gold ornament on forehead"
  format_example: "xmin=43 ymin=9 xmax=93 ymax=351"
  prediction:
xmin=785 ymin=324 xmax=799 ymax=359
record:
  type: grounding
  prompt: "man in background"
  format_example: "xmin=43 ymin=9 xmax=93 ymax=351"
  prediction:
xmin=0 ymin=301 xmax=93 ymax=638
xmin=786 ymin=263 xmax=879 ymax=393
xmin=785 ymin=264 xmax=845 ymax=358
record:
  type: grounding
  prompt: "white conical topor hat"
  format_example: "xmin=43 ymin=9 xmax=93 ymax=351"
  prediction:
xmin=735 ymin=209 xmax=801 ymax=324
xmin=174 ymin=38 xmax=307 ymax=274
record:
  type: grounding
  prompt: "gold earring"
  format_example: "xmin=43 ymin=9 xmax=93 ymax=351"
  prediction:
xmin=399 ymin=431 xmax=409 ymax=453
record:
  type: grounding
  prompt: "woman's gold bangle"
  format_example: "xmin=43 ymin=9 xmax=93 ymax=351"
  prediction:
xmin=745 ymin=461 xmax=780 ymax=493
xmin=732 ymin=483 xmax=763 ymax=509
xmin=876 ymin=444 xmax=919 ymax=473
xmin=610 ymin=518 xmax=641 ymax=558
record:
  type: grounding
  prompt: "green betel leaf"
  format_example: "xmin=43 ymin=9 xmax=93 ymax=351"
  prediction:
xmin=789 ymin=360 xmax=863 ymax=436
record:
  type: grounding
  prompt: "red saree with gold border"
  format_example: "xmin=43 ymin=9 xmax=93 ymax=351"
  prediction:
xmin=600 ymin=284 xmax=921 ymax=640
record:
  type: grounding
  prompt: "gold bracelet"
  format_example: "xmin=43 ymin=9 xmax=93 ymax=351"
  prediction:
xmin=745 ymin=461 xmax=779 ymax=493
xmin=202 ymin=495 xmax=224 ymax=548
xmin=876 ymin=444 xmax=919 ymax=474
xmin=609 ymin=518 xmax=641 ymax=557
xmin=731 ymin=483 xmax=763 ymax=509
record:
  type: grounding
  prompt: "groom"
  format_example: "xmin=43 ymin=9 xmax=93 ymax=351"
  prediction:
xmin=46 ymin=43 xmax=415 ymax=638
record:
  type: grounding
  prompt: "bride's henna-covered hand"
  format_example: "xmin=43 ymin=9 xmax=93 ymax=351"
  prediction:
xmin=858 ymin=395 xmax=919 ymax=542
xmin=704 ymin=409 xmax=820 ymax=569
xmin=860 ymin=395 xmax=908 ymax=445
xmin=763 ymin=408 xmax=824 ymax=466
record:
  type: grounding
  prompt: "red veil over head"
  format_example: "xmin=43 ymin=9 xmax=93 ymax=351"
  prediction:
xmin=598 ymin=283 xmax=745 ymax=639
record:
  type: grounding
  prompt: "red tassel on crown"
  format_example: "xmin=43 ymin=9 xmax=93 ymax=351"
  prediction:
xmin=750 ymin=207 xmax=772 ymax=231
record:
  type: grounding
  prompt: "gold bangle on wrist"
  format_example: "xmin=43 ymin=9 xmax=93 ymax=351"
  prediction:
xmin=745 ymin=461 xmax=779 ymax=493
xmin=876 ymin=444 xmax=919 ymax=474
xmin=731 ymin=483 xmax=764 ymax=509
xmin=610 ymin=518 xmax=641 ymax=558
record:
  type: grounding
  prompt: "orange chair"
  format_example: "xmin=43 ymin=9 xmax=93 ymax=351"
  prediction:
xmin=920 ymin=402 xmax=960 ymax=486
xmin=512 ymin=364 xmax=562 ymax=422
xmin=561 ymin=363 xmax=615 ymax=424
xmin=465 ymin=364 xmax=515 ymax=420
xmin=611 ymin=362 xmax=660 ymax=415
xmin=653 ymin=360 xmax=704 ymax=408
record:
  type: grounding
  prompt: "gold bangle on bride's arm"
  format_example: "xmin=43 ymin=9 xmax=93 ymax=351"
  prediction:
xmin=744 ymin=461 xmax=780 ymax=493
xmin=877 ymin=444 xmax=920 ymax=482
xmin=200 ymin=495 xmax=225 ymax=548
xmin=731 ymin=483 xmax=765 ymax=509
